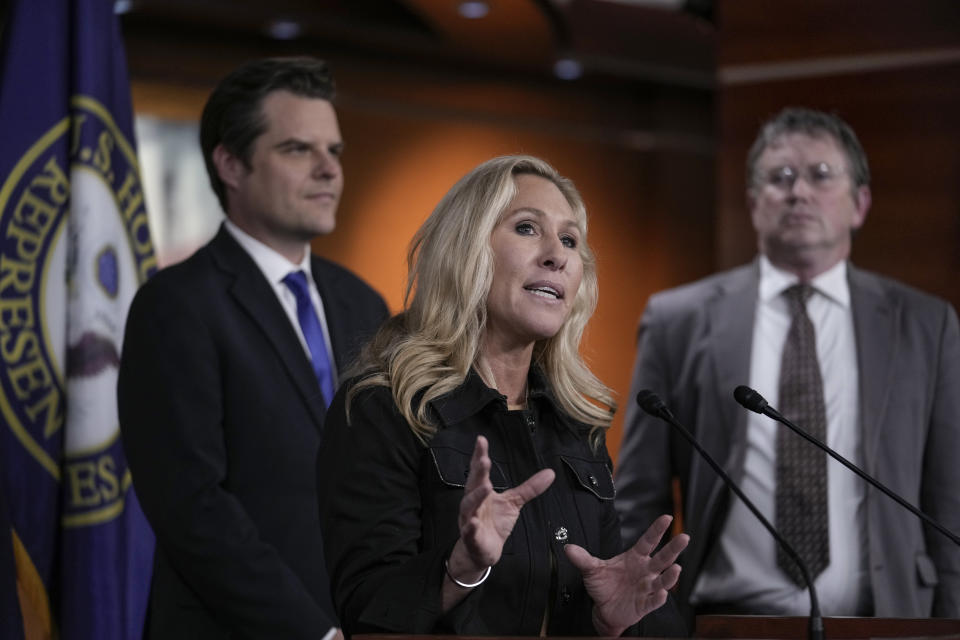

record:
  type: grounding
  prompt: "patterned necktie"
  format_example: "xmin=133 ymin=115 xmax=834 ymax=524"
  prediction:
xmin=282 ymin=270 xmax=335 ymax=407
xmin=775 ymin=283 xmax=830 ymax=586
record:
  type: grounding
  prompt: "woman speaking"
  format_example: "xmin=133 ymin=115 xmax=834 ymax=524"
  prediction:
xmin=317 ymin=155 xmax=688 ymax=636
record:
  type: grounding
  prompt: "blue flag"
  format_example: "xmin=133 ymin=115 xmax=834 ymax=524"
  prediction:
xmin=0 ymin=0 xmax=157 ymax=637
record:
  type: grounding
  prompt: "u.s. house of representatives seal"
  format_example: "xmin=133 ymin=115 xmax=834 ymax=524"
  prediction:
xmin=0 ymin=95 xmax=156 ymax=528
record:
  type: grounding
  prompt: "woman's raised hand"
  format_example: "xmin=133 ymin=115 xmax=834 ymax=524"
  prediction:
xmin=564 ymin=514 xmax=689 ymax=637
xmin=446 ymin=435 xmax=555 ymax=583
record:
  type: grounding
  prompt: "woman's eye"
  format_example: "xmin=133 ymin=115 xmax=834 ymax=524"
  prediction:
xmin=515 ymin=222 xmax=536 ymax=235
xmin=561 ymin=235 xmax=577 ymax=249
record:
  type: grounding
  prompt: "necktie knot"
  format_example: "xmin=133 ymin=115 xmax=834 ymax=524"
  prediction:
xmin=784 ymin=283 xmax=814 ymax=315
xmin=283 ymin=270 xmax=310 ymax=301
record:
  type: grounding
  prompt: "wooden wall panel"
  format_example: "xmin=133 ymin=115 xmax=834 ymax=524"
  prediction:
xmin=718 ymin=0 xmax=960 ymax=65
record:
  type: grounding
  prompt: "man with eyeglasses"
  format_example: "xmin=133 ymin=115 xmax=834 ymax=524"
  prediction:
xmin=615 ymin=107 xmax=960 ymax=624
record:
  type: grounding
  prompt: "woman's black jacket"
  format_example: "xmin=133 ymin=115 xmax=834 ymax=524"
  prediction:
xmin=317 ymin=369 xmax=685 ymax=637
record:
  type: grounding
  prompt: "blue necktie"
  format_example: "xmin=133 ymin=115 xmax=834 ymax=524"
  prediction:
xmin=282 ymin=270 xmax=335 ymax=407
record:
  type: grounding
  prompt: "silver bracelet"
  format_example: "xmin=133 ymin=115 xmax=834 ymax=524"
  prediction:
xmin=444 ymin=558 xmax=491 ymax=588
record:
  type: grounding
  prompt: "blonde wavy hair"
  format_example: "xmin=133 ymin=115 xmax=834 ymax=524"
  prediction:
xmin=347 ymin=155 xmax=615 ymax=445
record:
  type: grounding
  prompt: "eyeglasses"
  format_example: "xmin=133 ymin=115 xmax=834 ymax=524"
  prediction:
xmin=756 ymin=162 xmax=846 ymax=191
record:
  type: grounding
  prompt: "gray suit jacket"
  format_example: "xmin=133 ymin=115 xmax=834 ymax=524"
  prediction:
xmin=615 ymin=260 xmax=960 ymax=620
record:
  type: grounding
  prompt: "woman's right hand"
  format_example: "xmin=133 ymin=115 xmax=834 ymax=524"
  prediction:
xmin=444 ymin=435 xmax=555 ymax=593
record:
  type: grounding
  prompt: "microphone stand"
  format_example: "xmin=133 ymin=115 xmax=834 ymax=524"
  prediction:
xmin=637 ymin=390 xmax=825 ymax=640
xmin=734 ymin=385 xmax=960 ymax=547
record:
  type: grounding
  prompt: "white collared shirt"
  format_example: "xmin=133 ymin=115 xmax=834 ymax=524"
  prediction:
xmin=692 ymin=255 xmax=869 ymax=615
xmin=224 ymin=220 xmax=338 ymax=388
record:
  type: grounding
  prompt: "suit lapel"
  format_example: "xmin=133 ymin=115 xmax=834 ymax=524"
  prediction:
xmin=210 ymin=228 xmax=327 ymax=429
xmin=682 ymin=264 xmax=759 ymax=592
xmin=849 ymin=265 xmax=898 ymax=473
xmin=311 ymin=258 xmax=350 ymax=372
xmin=707 ymin=263 xmax=759 ymax=478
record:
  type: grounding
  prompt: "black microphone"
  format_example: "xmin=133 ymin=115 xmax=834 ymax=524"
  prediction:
xmin=734 ymin=385 xmax=960 ymax=547
xmin=733 ymin=385 xmax=777 ymax=417
xmin=636 ymin=390 xmax=824 ymax=640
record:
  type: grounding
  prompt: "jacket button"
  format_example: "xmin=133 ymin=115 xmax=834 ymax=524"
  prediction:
xmin=561 ymin=586 xmax=571 ymax=603
xmin=588 ymin=474 xmax=598 ymax=487
xmin=554 ymin=526 xmax=568 ymax=542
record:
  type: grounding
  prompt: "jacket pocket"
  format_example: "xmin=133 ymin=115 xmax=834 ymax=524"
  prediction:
xmin=426 ymin=443 xmax=514 ymax=555
xmin=560 ymin=455 xmax=615 ymax=500
xmin=429 ymin=445 xmax=510 ymax=490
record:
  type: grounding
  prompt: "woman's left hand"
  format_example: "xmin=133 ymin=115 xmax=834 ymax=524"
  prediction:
xmin=564 ymin=514 xmax=689 ymax=637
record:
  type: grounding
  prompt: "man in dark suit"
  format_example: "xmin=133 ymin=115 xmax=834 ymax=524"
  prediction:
xmin=118 ymin=57 xmax=389 ymax=639
xmin=615 ymin=107 xmax=960 ymax=623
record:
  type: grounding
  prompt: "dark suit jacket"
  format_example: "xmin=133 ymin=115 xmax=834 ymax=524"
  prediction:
xmin=118 ymin=226 xmax=389 ymax=639
xmin=614 ymin=260 xmax=960 ymax=622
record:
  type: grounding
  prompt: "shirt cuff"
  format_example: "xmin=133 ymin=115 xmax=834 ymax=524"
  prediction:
xmin=321 ymin=626 xmax=338 ymax=640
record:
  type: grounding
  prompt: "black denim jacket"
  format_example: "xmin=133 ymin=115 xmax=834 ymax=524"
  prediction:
xmin=317 ymin=368 xmax=685 ymax=637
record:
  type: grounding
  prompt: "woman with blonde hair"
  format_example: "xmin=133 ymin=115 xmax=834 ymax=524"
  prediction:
xmin=317 ymin=155 xmax=688 ymax=636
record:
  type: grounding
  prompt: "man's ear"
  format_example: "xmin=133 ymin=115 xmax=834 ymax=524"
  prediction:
xmin=212 ymin=144 xmax=244 ymax=191
xmin=852 ymin=184 xmax=871 ymax=230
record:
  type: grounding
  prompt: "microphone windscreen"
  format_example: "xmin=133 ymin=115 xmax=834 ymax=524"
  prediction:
xmin=734 ymin=385 xmax=768 ymax=414
xmin=636 ymin=390 xmax=668 ymax=417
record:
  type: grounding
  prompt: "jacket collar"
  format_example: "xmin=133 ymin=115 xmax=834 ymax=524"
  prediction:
xmin=847 ymin=263 xmax=897 ymax=472
xmin=429 ymin=366 xmax=581 ymax=434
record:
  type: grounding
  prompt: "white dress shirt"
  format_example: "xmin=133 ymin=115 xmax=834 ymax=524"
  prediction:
xmin=224 ymin=220 xmax=339 ymax=388
xmin=692 ymin=255 xmax=870 ymax=615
